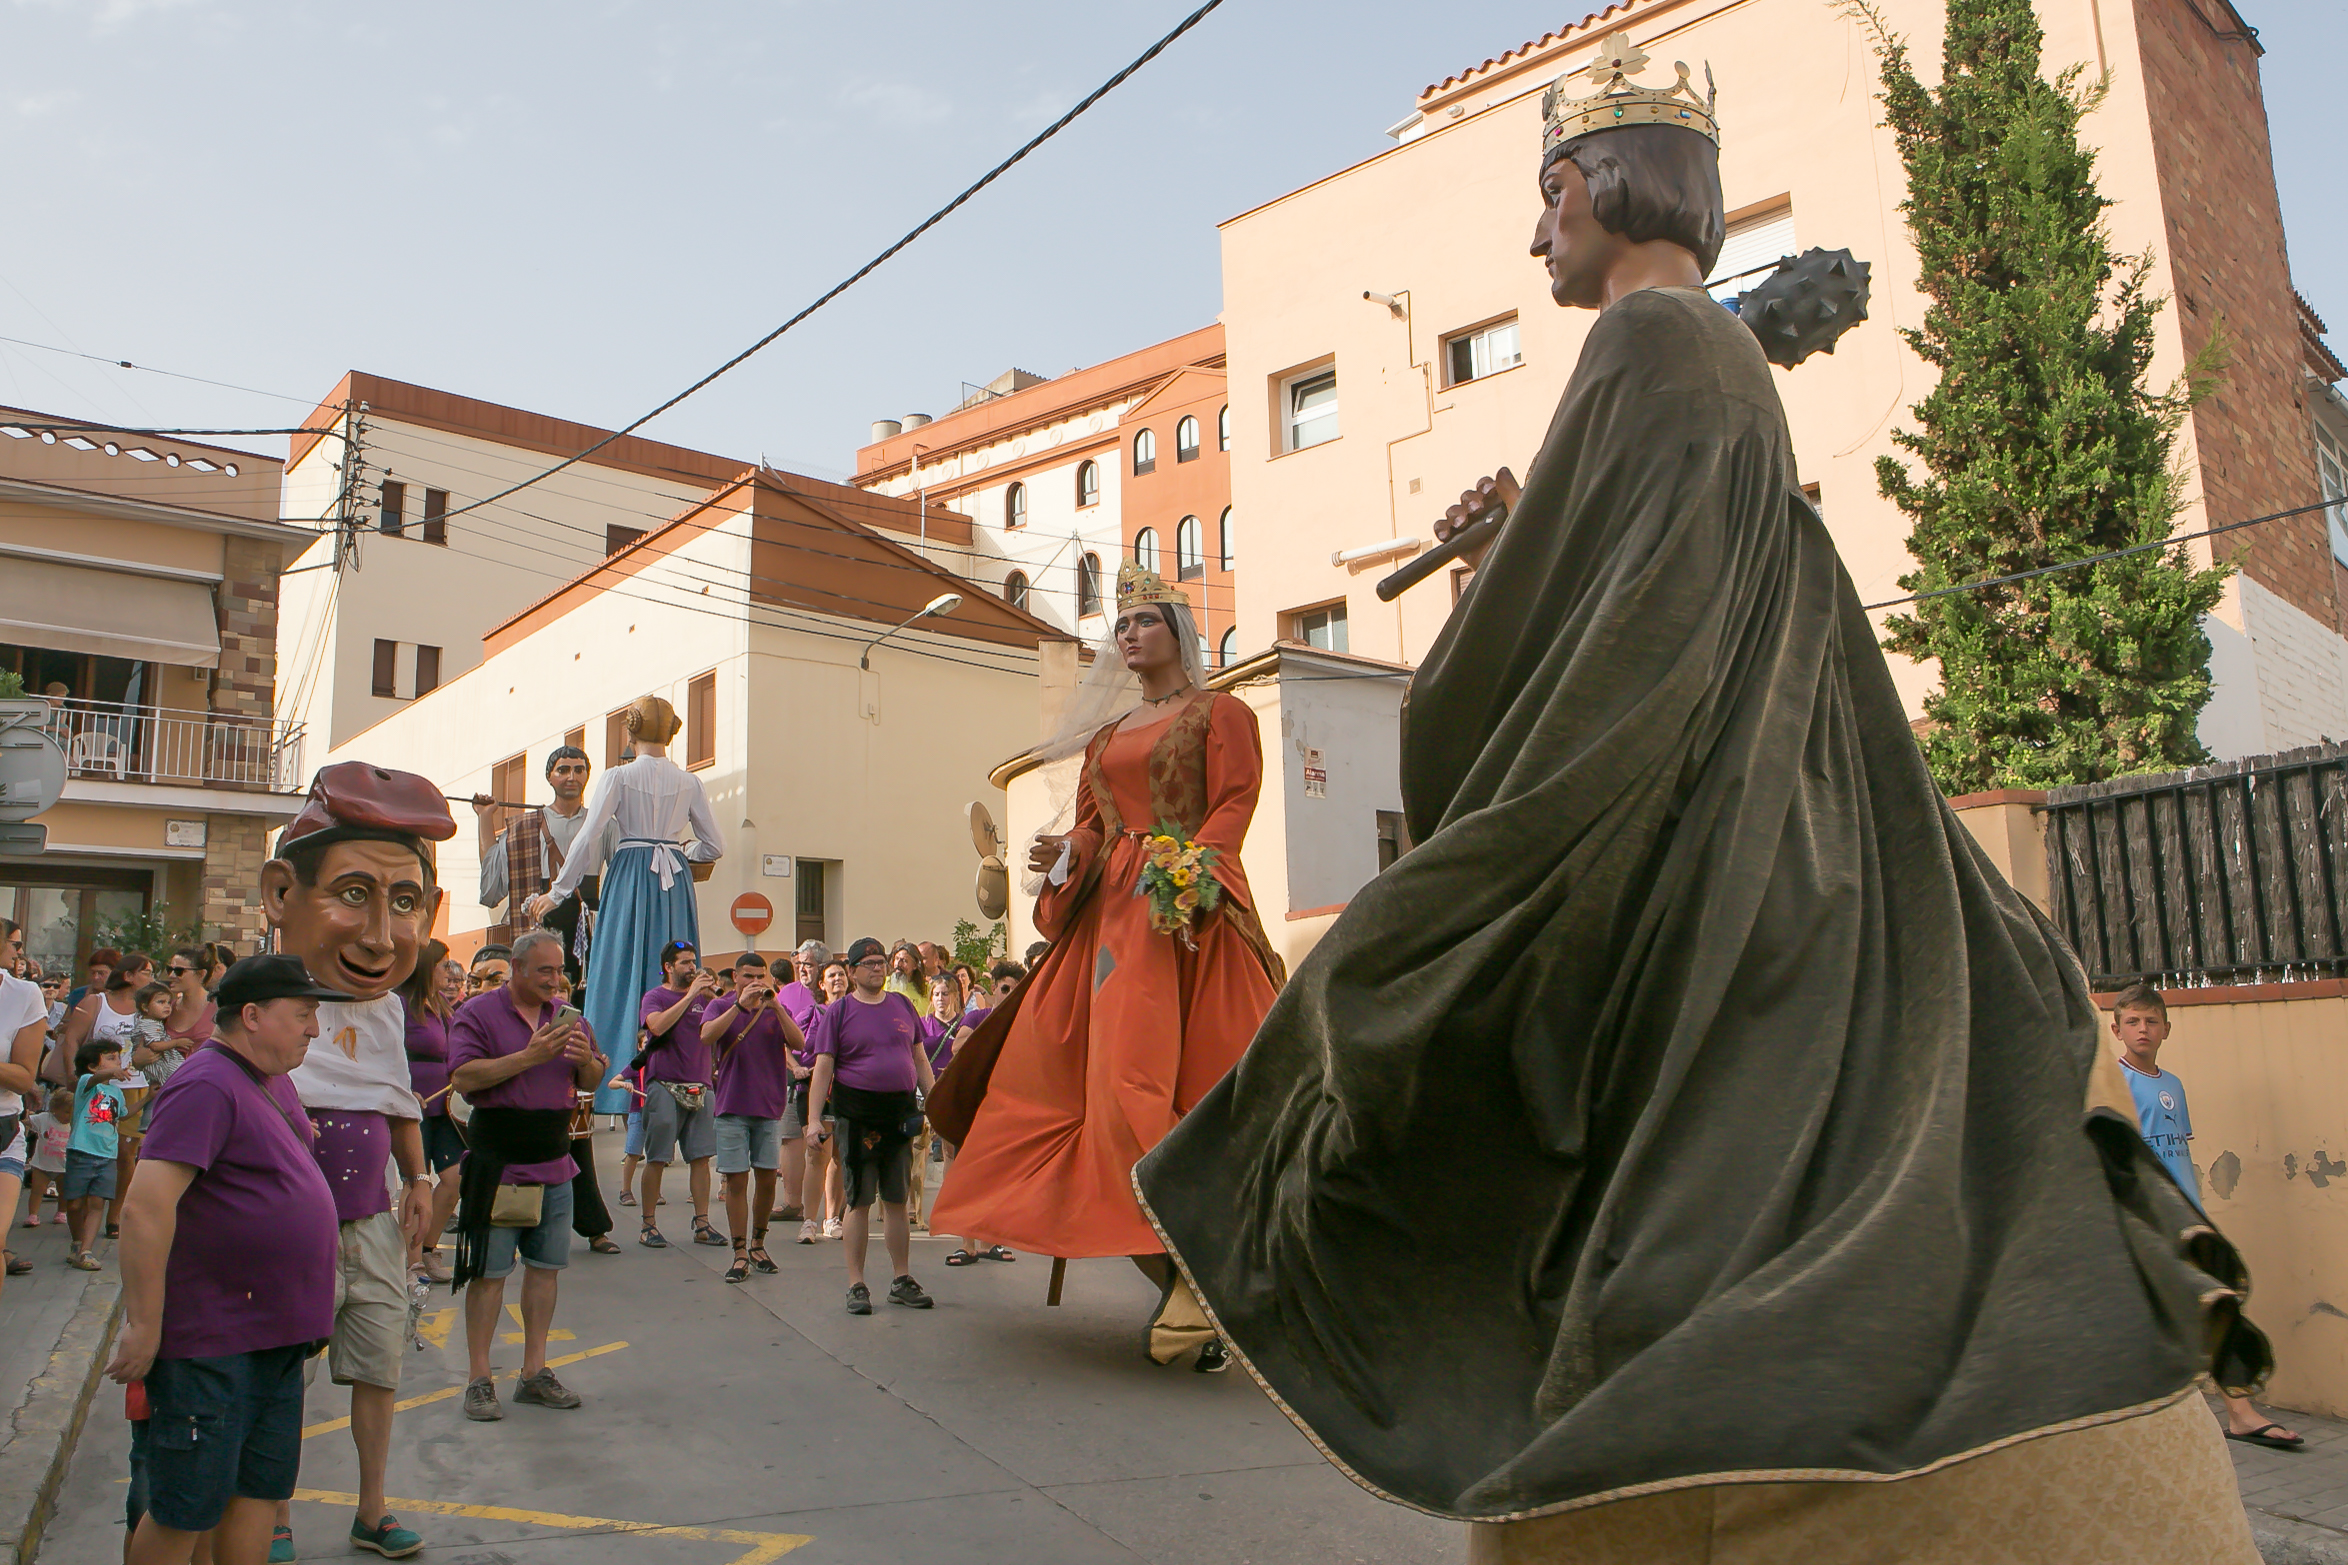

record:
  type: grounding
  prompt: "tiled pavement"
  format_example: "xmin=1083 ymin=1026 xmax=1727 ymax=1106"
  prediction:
xmin=2221 ymin=1394 xmax=2348 ymax=1563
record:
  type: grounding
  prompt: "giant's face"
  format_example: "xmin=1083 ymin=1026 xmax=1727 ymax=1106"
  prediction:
xmin=1531 ymin=154 xmax=1619 ymax=311
xmin=260 ymin=839 xmax=441 ymax=1001
xmin=548 ymin=757 xmax=591 ymax=804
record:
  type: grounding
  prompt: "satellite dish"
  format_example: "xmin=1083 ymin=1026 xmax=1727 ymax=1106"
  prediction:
xmin=967 ymin=801 xmax=1001 ymax=859
xmin=975 ymin=856 xmax=1009 ymax=920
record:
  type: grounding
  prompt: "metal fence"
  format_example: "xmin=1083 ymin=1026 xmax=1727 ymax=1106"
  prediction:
xmin=43 ymin=696 xmax=305 ymax=792
xmin=2042 ymin=742 xmax=2348 ymax=989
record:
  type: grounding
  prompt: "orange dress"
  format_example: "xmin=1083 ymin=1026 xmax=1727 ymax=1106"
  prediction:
xmin=929 ymin=691 xmax=1282 ymax=1258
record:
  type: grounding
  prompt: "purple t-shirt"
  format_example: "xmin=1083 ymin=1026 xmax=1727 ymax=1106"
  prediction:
xmin=139 ymin=1044 xmax=337 ymax=1359
xmin=638 ymin=986 xmax=713 ymax=1086
xmin=403 ymin=998 xmax=451 ymax=1114
xmin=307 ymin=1109 xmax=392 ymax=1224
xmin=816 ymin=992 xmax=925 ymax=1094
xmin=711 ymin=1002 xmax=794 ymax=1119
xmin=777 ymin=981 xmax=824 ymax=1066
xmin=447 ymin=994 xmax=579 ymax=1186
xmin=918 ymin=1014 xmax=959 ymax=1071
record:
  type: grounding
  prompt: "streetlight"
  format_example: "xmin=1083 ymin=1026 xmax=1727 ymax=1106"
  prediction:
xmin=859 ymin=593 xmax=962 ymax=670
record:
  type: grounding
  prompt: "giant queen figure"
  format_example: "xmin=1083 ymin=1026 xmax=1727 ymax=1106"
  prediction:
xmin=1136 ymin=32 xmax=2267 ymax=1564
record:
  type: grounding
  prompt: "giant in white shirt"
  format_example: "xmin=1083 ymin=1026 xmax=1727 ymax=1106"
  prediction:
xmin=545 ymin=754 xmax=724 ymax=904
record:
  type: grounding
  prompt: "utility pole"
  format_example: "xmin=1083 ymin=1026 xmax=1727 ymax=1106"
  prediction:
xmin=331 ymin=400 xmax=370 ymax=575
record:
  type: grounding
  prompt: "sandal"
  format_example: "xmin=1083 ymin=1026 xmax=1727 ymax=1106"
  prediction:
xmin=68 ymin=1251 xmax=100 ymax=1271
xmin=748 ymin=1245 xmax=778 ymax=1274
xmin=691 ymin=1216 xmax=726 ymax=1247
xmin=4 ymin=1252 xmax=27 ymax=1276
xmin=978 ymin=1245 xmax=1017 ymax=1262
xmin=725 ymin=1239 xmax=750 ymax=1284
xmin=2227 ymin=1423 xmax=2306 ymax=1450
xmin=639 ymin=1224 xmax=668 ymax=1249
xmin=588 ymin=1235 xmax=622 ymax=1255
xmin=617 ymin=1189 xmax=636 ymax=1206
xmin=945 ymin=1248 xmax=979 ymax=1267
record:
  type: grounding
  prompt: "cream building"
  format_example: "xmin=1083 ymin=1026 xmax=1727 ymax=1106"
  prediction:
xmin=280 ymin=374 xmax=976 ymax=756
xmin=1218 ymin=0 xmax=2333 ymax=753
xmin=320 ymin=465 xmax=1067 ymax=962
xmin=0 ymin=408 xmax=310 ymax=966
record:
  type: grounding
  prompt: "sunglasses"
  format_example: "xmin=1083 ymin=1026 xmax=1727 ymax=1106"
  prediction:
xmin=167 ymin=964 xmax=194 ymax=976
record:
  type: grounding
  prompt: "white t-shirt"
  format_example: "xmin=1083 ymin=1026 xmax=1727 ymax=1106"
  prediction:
xmin=0 ymin=973 xmax=43 ymax=1116
xmin=286 ymin=992 xmax=422 ymax=1119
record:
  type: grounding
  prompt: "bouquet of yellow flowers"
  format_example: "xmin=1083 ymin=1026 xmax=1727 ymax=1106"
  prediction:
xmin=1135 ymin=823 xmax=1222 ymax=945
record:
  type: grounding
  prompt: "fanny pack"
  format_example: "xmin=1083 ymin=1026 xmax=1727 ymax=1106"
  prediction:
xmin=656 ymin=1079 xmax=708 ymax=1114
xmin=490 ymin=1183 xmax=544 ymax=1228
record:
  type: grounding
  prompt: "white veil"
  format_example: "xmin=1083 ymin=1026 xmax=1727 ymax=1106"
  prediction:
xmin=1019 ymin=597 xmax=1210 ymax=895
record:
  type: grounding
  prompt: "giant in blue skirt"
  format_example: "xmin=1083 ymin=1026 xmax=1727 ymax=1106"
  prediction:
xmin=582 ymin=842 xmax=700 ymax=1113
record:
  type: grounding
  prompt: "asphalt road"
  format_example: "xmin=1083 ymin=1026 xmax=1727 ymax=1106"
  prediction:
xmin=40 ymin=1205 xmax=1459 ymax=1564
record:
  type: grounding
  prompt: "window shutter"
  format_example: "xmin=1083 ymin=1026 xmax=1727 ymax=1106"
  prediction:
xmin=371 ymin=639 xmax=398 ymax=697
xmin=687 ymin=670 xmax=716 ymax=769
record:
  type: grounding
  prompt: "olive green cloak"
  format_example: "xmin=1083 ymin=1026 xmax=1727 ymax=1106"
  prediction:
xmin=1133 ymin=287 xmax=2261 ymax=1522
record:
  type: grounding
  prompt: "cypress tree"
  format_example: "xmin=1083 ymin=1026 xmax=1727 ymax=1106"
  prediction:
xmin=1858 ymin=0 xmax=2230 ymax=792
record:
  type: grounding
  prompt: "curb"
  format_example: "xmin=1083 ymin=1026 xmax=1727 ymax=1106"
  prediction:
xmin=2256 ymin=1512 xmax=2348 ymax=1565
xmin=0 ymin=1276 xmax=122 ymax=1565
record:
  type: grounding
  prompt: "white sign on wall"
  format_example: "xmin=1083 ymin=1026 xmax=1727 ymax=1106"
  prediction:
xmin=166 ymin=818 xmax=208 ymax=849
xmin=761 ymin=855 xmax=793 ymax=878
xmin=1303 ymin=747 xmax=1328 ymax=800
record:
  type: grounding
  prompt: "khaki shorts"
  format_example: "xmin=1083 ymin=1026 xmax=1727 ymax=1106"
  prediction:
xmin=327 ymin=1209 xmax=407 ymax=1391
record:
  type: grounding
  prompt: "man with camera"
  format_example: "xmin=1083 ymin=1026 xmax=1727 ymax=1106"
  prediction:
xmin=699 ymin=952 xmax=806 ymax=1282
xmin=635 ymin=943 xmax=721 ymax=1249
xmin=448 ymin=930 xmax=607 ymax=1422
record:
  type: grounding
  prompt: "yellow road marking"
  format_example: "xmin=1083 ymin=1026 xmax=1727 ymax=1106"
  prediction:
xmin=301 ymin=1341 xmax=629 ymax=1438
xmin=414 ymin=1307 xmax=455 ymax=1349
xmin=292 ymin=1488 xmax=812 ymax=1564
xmin=502 ymin=1298 xmax=574 ymax=1342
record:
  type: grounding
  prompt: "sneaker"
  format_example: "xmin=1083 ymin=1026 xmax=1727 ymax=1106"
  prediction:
xmin=513 ymin=1368 xmax=582 ymax=1410
xmin=463 ymin=1377 xmax=502 ymax=1421
xmin=269 ymin=1524 xmax=295 ymax=1563
xmin=821 ymin=1217 xmax=842 ymax=1240
xmin=888 ymin=1274 xmax=934 ymax=1310
xmin=845 ymin=1282 xmax=872 ymax=1315
xmin=1194 ymin=1339 xmax=1233 ymax=1374
xmin=797 ymin=1219 xmax=819 ymax=1245
xmin=351 ymin=1512 xmax=424 ymax=1558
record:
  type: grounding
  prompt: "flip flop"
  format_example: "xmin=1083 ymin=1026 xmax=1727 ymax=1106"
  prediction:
xmin=945 ymin=1249 xmax=978 ymax=1266
xmin=978 ymin=1245 xmax=1017 ymax=1262
xmin=2227 ymin=1423 xmax=2306 ymax=1450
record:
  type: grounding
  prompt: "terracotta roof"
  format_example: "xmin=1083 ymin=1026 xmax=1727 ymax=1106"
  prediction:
xmin=2299 ymin=292 xmax=2344 ymax=384
xmin=1419 ymin=4 xmax=1643 ymax=101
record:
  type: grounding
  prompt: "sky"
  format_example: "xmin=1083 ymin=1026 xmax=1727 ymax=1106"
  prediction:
xmin=1 ymin=0 xmax=2340 ymax=481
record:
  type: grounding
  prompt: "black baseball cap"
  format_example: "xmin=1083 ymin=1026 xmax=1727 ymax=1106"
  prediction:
xmin=215 ymin=954 xmax=345 ymax=1014
xmin=843 ymin=937 xmax=887 ymax=967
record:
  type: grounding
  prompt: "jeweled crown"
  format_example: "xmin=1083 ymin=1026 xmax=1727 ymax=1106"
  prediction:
xmin=1541 ymin=31 xmax=1719 ymax=156
xmin=1116 ymin=561 xmax=1186 ymax=613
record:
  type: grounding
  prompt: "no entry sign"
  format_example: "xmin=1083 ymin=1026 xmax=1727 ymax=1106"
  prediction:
xmin=730 ymin=892 xmax=774 ymax=936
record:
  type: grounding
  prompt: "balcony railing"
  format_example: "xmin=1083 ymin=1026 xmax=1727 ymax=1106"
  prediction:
xmin=40 ymin=697 xmax=305 ymax=793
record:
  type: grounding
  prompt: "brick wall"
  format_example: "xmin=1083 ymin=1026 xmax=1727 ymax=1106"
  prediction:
xmin=2132 ymin=0 xmax=2335 ymax=630
xmin=200 ymin=812 xmax=271 ymax=949
xmin=2240 ymin=576 xmax=2348 ymax=749
xmin=214 ymin=535 xmax=280 ymax=723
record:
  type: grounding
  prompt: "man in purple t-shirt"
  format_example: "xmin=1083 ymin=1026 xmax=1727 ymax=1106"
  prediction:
xmin=806 ymin=937 xmax=937 ymax=1316
xmin=779 ymin=941 xmax=831 ymax=1243
xmin=106 ymin=955 xmax=343 ymax=1565
xmin=448 ymin=930 xmax=607 ymax=1423
xmin=699 ymin=953 xmax=806 ymax=1281
xmin=636 ymin=941 xmax=720 ymax=1249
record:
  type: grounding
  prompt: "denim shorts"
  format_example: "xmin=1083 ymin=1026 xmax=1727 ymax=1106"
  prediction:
xmin=479 ymin=1179 xmax=573 ymax=1279
xmin=420 ymin=1114 xmax=466 ymax=1173
xmin=713 ymin=1114 xmax=781 ymax=1174
xmin=0 ymin=1122 xmax=24 ymax=1181
xmin=142 ymin=1342 xmax=311 ymax=1530
xmin=61 ymin=1147 xmax=116 ymax=1201
xmin=623 ymin=1108 xmax=645 ymax=1159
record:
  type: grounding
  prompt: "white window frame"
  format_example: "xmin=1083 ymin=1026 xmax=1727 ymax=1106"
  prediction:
xmin=1282 ymin=366 xmax=1339 ymax=453
xmin=1076 ymin=459 xmax=1099 ymax=508
xmin=1134 ymin=528 xmax=1160 ymax=574
xmin=1133 ymin=427 xmax=1157 ymax=474
xmin=1291 ymin=601 xmax=1348 ymax=652
xmin=1176 ymin=515 xmax=1203 ymax=579
xmin=1176 ymin=415 xmax=1201 ymax=461
xmin=1443 ymin=317 xmax=1522 ymax=387
xmin=1005 ymin=481 xmax=1027 ymax=530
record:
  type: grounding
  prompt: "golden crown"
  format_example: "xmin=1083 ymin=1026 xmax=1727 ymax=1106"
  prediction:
xmin=1541 ymin=31 xmax=1719 ymax=155
xmin=1116 ymin=561 xmax=1186 ymax=613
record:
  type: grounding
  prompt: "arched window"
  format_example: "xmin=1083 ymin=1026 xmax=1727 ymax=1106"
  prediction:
xmin=1133 ymin=528 xmax=1160 ymax=574
xmin=1076 ymin=460 xmax=1099 ymax=508
xmin=1219 ymin=506 xmax=1235 ymax=569
xmin=1219 ymin=627 xmax=1238 ymax=668
xmin=1176 ymin=415 xmax=1201 ymax=462
xmin=1176 ymin=515 xmax=1203 ymax=580
xmin=1133 ymin=427 xmax=1157 ymax=475
xmin=1218 ymin=405 xmax=1229 ymax=451
xmin=1005 ymin=481 xmax=1027 ymax=529
xmin=1077 ymin=553 xmax=1103 ymax=618
xmin=1003 ymin=570 xmax=1029 ymax=611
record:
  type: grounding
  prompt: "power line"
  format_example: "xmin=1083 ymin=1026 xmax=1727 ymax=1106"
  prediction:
xmin=1861 ymin=498 xmax=2341 ymax=612
xmin=0 ymin=333 xmax=321 ymax=406
xmin=0 ymin=418 xmax=336 ymax=439
xmin=428 ymin=0 xmax=1228 ymax=528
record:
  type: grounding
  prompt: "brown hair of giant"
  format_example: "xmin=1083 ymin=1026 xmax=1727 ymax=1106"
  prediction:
xmin=1549 ymin=123 xmax=1726 ymax=276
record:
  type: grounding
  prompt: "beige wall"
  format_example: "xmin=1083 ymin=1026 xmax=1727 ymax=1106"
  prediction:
xmin=1218 ymin=0 xmax=2243 ymax=724
xmin=2149 ymin=985 xmax=2348 ymax=1417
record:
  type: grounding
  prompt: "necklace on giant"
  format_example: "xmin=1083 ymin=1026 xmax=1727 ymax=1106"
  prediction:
xmin=1142 ymin=683 xmax=1194 ymax=707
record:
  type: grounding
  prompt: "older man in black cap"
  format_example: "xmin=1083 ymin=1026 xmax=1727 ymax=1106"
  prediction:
xmin=106 ymin=954 xmax=344 ymax=1565
xmin=260 ymin=762 xmax=452 ymax=1561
